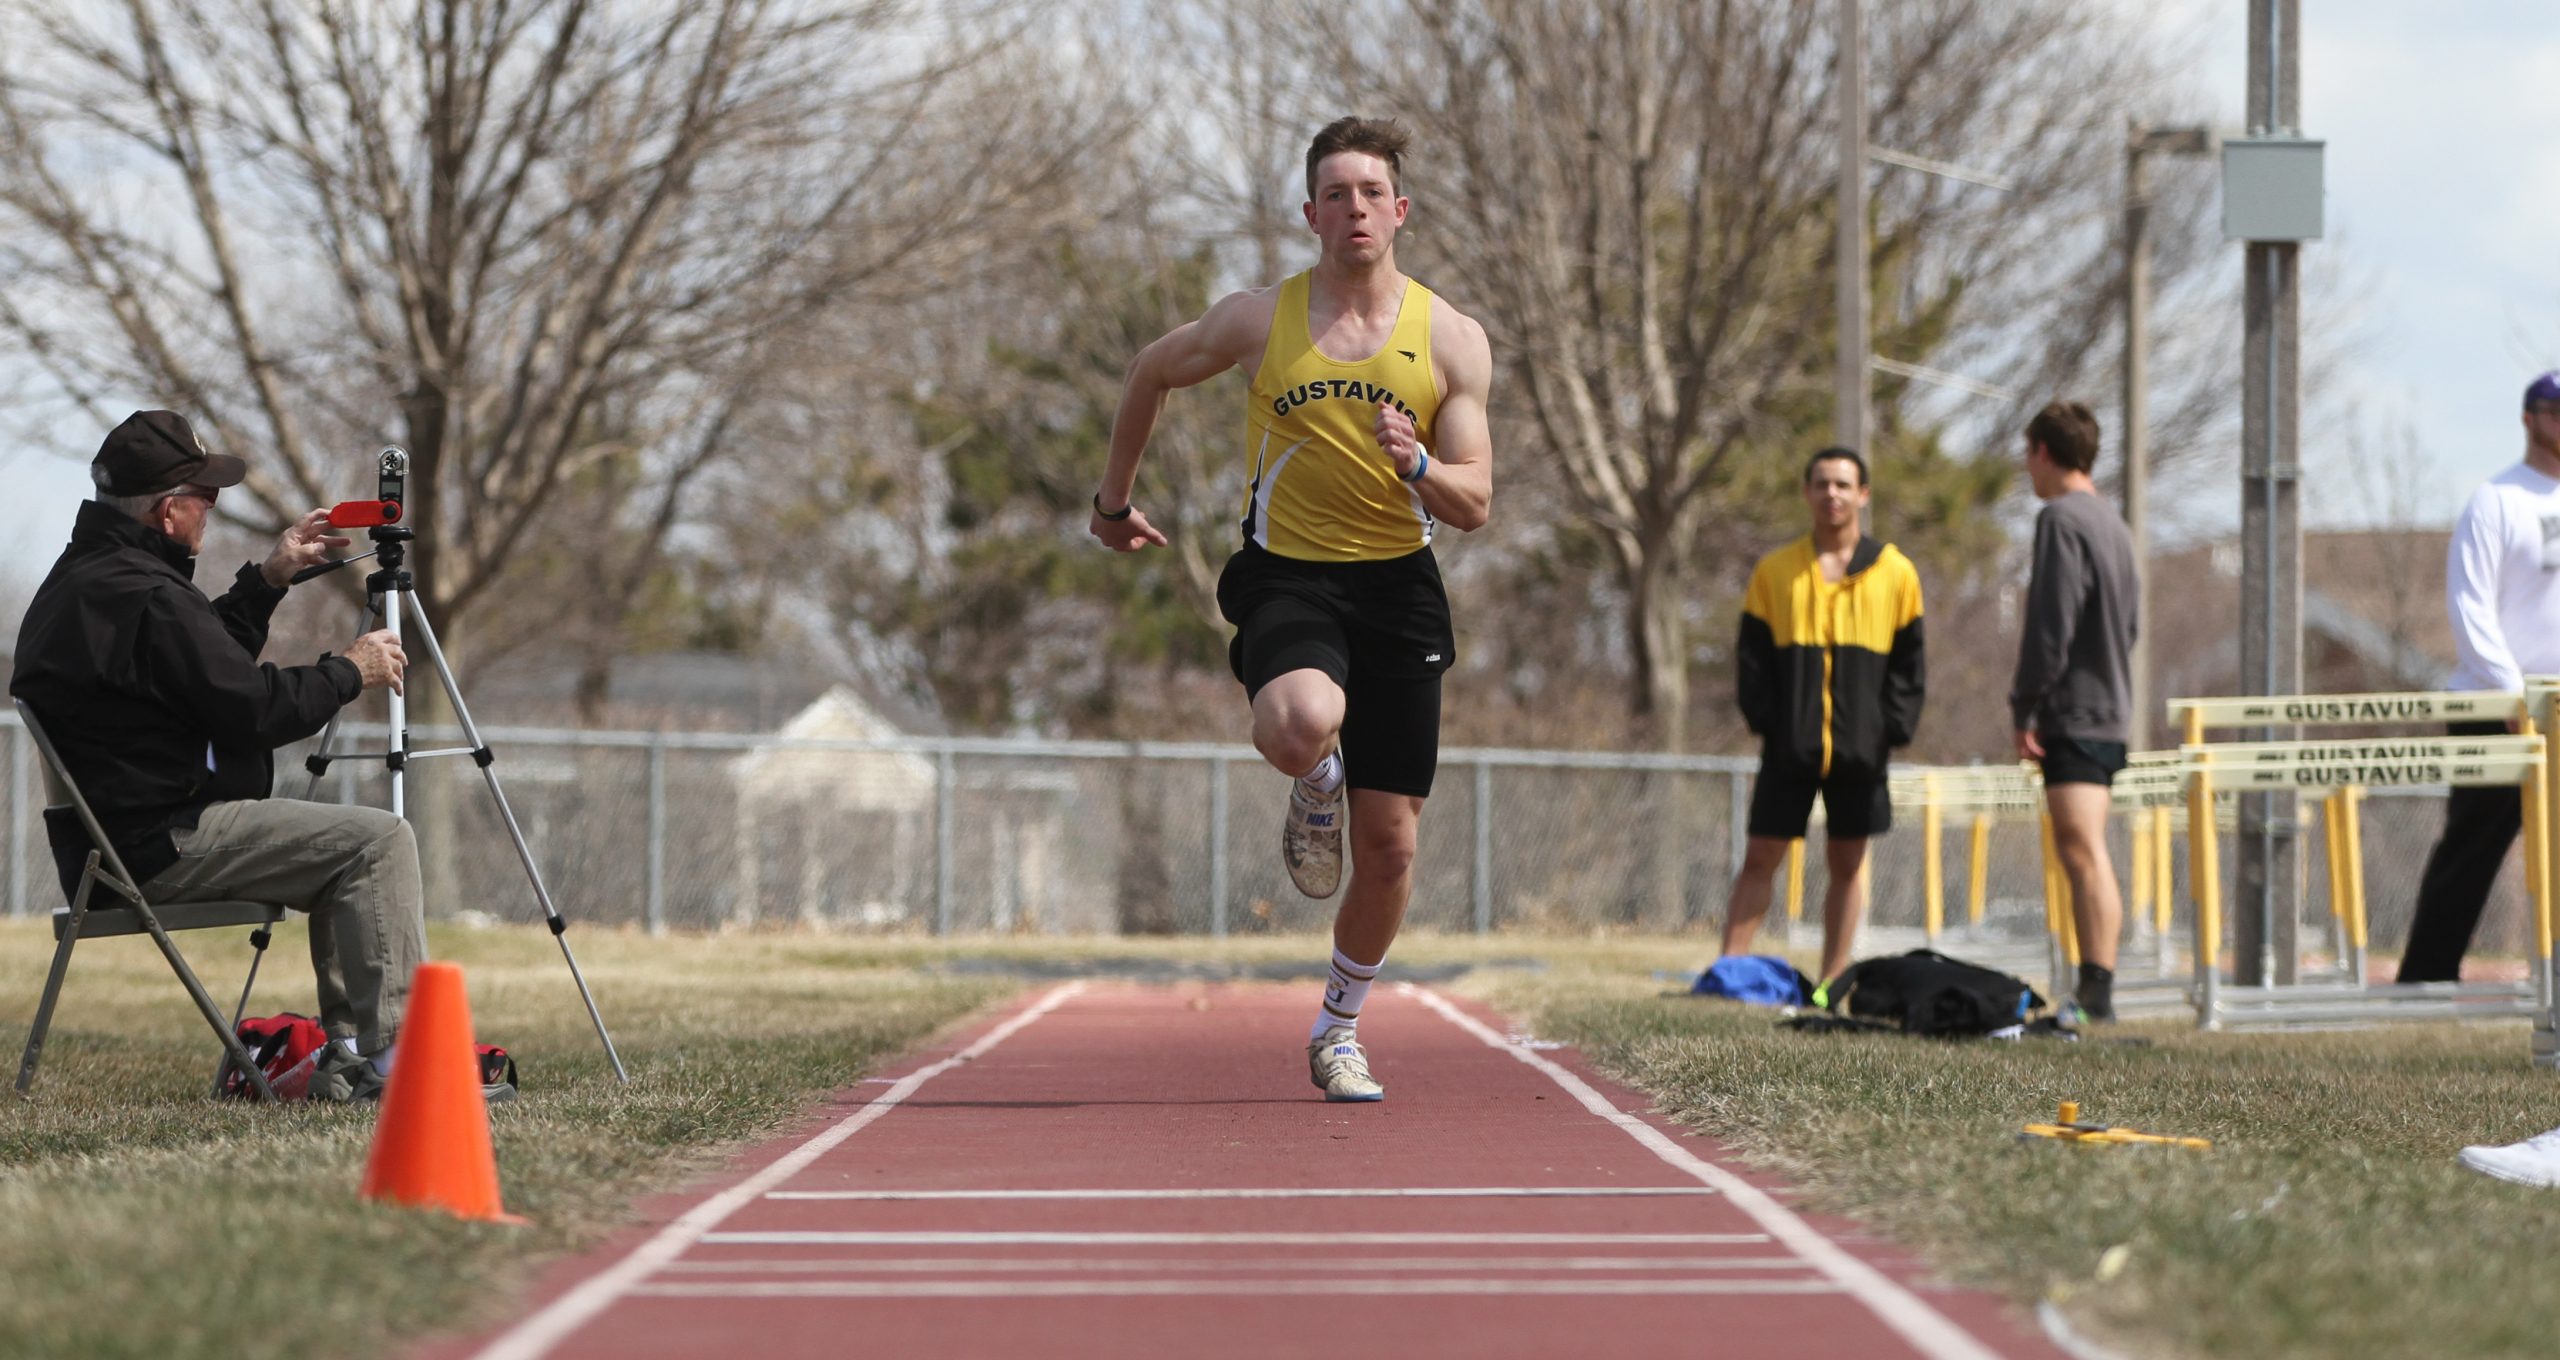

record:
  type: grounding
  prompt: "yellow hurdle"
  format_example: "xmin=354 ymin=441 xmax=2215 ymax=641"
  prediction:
xmin=1785 ymin=837 xmax=1805 ymax=923
xmin=1922 ymin=775 xmax=1945 ymax=941
xmin=2543 ymin=685 xmax=2560 ymax=1023
xmin=2039 ymin=810 xmax=2080 ymax=966
xmin=2338 ymin=786 xmax=2369 ymax=973
xmin=2038 ymin=811 xmax=2060 ymax=944
xmin=1967 ymin=815 xmax=1991 ymax=927
xmin=2130 ymin=809 xmax=2153 ymax=931
xmin=2183 ymin=709 xmax=2221 ymax=1022
xmin=2524 ymin=716 xmax=2551 ymax=969
xmin=2321 ymin=794 xmax=2348 ymax=927
xmin=2150 ymin=808 xmax=2175 ymax=937
xmin=2171 ymin=687 xmax=2553 ymax=1041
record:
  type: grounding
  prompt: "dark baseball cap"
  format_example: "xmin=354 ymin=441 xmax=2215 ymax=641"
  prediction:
xmin=91 ymin=410 xmax=248 ymax=497
xmin=2527 ymin=373 xmax=2560 ymax=410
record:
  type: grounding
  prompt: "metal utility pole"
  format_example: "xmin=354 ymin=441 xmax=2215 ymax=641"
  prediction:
xmin=1835 ymin=0 xmax=1869 ymax=453
xmin=2122 ymin=123 xmax=2216 ymax=754
xmin=2237 ymin=0 xmax=2305 ymax=986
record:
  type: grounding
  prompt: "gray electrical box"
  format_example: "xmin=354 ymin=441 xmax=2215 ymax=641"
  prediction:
xmin=2222 ymin=136 xmax=2325 ymax=242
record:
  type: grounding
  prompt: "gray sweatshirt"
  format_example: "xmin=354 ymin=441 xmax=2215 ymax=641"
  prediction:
xmin=2008 ymin=489 xmax=2138 ymax=740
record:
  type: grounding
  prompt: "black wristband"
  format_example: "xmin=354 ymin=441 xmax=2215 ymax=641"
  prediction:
xmin=1093 ymin=492 xmax=1133 ymax=522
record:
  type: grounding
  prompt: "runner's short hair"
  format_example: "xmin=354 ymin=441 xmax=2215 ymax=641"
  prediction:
xmin=1306 ymin=117 xmax=1410 ymax=201
xmin=2025 ymin=400 xmax=2101 ymax=473
xmin=1803 ymin=446 xmax=1868 ymax=487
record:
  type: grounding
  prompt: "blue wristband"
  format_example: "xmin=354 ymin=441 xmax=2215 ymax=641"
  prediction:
xmin=1399 ymin=448 xmax=1430 ymax=484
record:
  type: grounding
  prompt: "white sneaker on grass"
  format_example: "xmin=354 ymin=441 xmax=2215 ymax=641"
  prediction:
xmin=1307 ymin=1027 xmax=1384 ymax=1102
xmin=1283 ymin=778 xmax=1344 ymax=899
xmin=2458 ymin=1126 xmax=2560 ymax=1187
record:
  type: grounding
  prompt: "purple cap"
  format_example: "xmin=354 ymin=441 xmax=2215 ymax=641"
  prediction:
xmin=2527 ymin=372 xmax=2560 ymax=410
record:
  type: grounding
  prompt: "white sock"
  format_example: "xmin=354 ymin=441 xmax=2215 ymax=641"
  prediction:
xmin=1311 ymin=947 xmax=1381 ymax=1041
xmin=1298 ymin=751 xmax=1344 ymax=794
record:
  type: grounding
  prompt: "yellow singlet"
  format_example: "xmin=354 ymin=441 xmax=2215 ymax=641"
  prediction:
xmin=1240 ymin=271 xmax=1441 ymax=562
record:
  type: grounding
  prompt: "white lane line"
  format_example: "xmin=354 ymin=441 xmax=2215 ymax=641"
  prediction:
xmin=661 ymin=1255 xmax=1812 ymax=1275
xmin=465 ymin=983 xmax=1088 ymax=1360
xmin=700 ymin=1230 xmax=1770 ymax=1246
xmin=1408 ymin=986 xmax=2014 ymax=1360
xmin=631 ymin=1279 xmax=1846 ymax=1300
xmin=766 ymin=1185 xmax=1717 ymax=1201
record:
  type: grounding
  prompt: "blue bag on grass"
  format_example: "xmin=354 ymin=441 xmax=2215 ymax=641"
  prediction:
xmin=1690 ymin=955 xmax=1816 ymax=1006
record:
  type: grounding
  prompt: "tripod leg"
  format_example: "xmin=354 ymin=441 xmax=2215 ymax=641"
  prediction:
xmin=400 ymin=593 xmax=629 ymax=1083
xmin=298 ymin=594 xmax=388 ymax=801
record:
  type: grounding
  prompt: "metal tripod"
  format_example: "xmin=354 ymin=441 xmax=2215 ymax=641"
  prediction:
xmin=298 ymin=517 xmax=627 ymax=1082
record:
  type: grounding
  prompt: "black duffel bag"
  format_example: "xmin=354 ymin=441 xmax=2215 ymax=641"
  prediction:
xmin=1819 ymin=949 xmax=2045 ymax=1036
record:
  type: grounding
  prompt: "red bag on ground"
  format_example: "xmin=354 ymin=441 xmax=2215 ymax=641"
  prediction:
xmin=218 ymin=1012 xmax=332 ymax=1100
xmin=219 ymin=1015 xmax=520 ymax=1100
xmin=476 ymin=1043 xmax=519 ymax=1098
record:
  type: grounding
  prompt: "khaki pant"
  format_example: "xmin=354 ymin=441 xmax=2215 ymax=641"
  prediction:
xmin=143 ymin=799 xmax=427 ymax=1055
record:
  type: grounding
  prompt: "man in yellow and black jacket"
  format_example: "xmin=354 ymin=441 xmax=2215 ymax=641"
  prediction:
xmin=1719 ymin=447 xmax=1924 ymax=983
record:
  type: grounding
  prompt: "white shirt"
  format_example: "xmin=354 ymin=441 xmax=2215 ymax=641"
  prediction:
xmin=2446 ymin=462 xmax=2560 ymax=692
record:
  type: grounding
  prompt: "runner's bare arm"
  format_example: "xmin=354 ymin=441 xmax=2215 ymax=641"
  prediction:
xmin=1091 ymin=290 xmax=1269 ymax=551
xmin=1374 ymin=306 xmax=1492 ymax=532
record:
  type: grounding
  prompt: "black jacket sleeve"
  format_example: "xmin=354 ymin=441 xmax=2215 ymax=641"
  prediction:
xmin=1736 ymin=612 xmax=1777 ymax=737
xmin=140 ymin=579 xmax=355 ymax=750
xmin=208 ymin=562 xmax=286 ymax=657
xmin=1884 ymin=615 xmax=1925 ymax=748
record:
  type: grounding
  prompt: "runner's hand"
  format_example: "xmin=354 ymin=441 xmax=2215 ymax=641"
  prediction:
xmin=264 ymin=508 xmax=352 ymax=588
xmin=1374 ymin=401 xmax=1422 ymax=479
xmin=344 ymin=630 xmax=407 ymax=695
xmin=1091 ymin=503 xmax=1169 ymax=552
xmin=2016 ymin=729 xmax=2044 ymax=761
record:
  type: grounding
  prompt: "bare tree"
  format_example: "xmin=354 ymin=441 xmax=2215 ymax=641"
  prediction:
xmin=1273 ymin=0 xmax=2220 ymax=749
xmin=688 ymin=9 xmax=1334 ymax=735
xmin=0 ymin=0 xmax=1121 ymax=687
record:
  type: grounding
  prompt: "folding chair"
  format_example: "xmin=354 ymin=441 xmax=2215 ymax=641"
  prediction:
xmin=13 ymin=699 xmax=285 ymax=1102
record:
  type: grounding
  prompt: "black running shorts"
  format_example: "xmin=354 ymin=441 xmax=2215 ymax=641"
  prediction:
xmin=1747 ymin=756 xmax=1892 ymax=840
xmin=2037 ymin=734 xmax=2127 ymax=787
xmin=1216 ymin=542 xmax=1455 ymax=798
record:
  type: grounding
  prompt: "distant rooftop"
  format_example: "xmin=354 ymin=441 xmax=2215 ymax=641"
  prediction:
xmin=465 ymin=649 xmax=943 ymax=735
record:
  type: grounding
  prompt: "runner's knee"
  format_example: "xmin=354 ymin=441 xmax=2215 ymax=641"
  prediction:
xmin=1349 ymin=820 xmax=1417 ymax=882
xmin=1253 ymin=691 xmax=1341 ymax=772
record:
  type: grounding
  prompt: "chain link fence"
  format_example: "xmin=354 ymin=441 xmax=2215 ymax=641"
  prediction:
xmin=0 ymin=714 xmax=2533 ymax=956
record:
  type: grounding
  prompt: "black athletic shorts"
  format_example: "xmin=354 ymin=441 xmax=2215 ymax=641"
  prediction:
xmin=1747 ymin=756 xmax=1892 ymax=840
xmin=2038 ymin=734 xmax=2127 ymax=787
xmin=1216 ymin=542 xmax=1455 ymax=798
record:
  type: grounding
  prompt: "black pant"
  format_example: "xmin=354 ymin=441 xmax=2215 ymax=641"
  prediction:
xmin=2396 ymin=721 xmax=2525 ymax=984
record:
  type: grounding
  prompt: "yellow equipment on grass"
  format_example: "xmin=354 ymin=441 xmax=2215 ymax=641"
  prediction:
xmin=2019 ymin=1100 xmax=2211 ymax=1150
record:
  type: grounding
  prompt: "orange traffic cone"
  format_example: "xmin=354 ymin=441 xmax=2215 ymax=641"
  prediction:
xmin=359 ymin=961 xmax=523 ymax=1223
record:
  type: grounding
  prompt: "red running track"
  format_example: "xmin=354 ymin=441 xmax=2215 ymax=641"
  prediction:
xmin=437 ymin=981 xmax=2065 ymax=1360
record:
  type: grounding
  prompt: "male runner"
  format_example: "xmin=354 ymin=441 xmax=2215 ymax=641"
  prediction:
xmin=1089 ymin=117 xmax=1494 ymax=1102
xmin=1722 ymin=447 xmax=1925 ymax=985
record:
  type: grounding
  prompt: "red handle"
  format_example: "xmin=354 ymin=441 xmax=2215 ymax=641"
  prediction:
xmin=326 ymin=499 xmax=402 ymax=528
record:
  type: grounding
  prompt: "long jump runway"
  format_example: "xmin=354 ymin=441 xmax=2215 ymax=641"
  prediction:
xmin=448 ymin=982 xmax=2064 ymax=1360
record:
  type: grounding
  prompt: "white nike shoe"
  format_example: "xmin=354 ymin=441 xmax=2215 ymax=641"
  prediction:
xmin=1307 ymin=1027 xmax=1384 ymax=1102
xmin=1283 ymin=777 xmax=1345 ymax=899
xmin=2458 ymin=1125 xmax=2560 ymax=1188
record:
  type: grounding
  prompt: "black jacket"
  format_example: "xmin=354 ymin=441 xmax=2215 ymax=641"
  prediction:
xmin=10 ymin=501 xmax=360 ymax=899
xmin=1735 ymin=534 xmax=1926 ymax=777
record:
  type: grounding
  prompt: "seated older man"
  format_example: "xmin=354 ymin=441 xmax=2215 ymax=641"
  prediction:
xmin=11 ymin=410 xmax=419 ymax=1100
